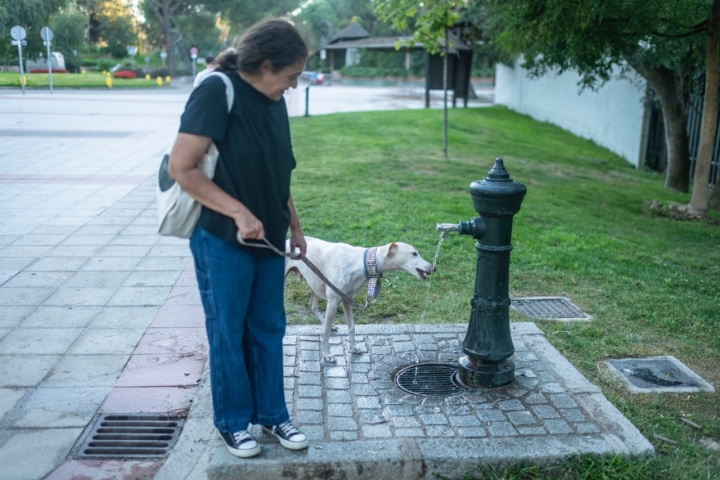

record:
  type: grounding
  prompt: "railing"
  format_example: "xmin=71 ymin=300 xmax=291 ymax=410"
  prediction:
xmin=646 ymin=92 xmax=720 ymax=186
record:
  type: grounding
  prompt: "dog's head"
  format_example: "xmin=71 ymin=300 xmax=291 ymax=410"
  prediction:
xmin=378 ymin=242 xmax=434 ymax=280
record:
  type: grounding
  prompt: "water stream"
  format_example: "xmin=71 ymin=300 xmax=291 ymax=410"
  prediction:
xmin=412 ymin=234 xmax=445 ymax=384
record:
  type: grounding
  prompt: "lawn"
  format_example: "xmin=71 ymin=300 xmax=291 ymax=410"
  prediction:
xmin=285 ymin=106 xmax=719 ymax=479
xmin=0 ymin=71 xmax=170 ymax=88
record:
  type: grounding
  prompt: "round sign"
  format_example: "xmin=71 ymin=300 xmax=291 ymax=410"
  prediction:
xmin=160 ymin=51 xmax=167 ymax=59
xmin=190 ymin=47 xmax=198 ymax=55
xmin=40 ymin=27 xmax=54 ymax=42
xmin=10 ymin=25 xmax=27 ymax=41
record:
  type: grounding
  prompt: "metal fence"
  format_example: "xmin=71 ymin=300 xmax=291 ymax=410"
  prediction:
xmin=645 ymin=93 xmax=720 ymax=186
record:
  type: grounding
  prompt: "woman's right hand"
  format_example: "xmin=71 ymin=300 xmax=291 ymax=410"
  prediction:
xmin=235 ymin=210 xmax=265 ymax=240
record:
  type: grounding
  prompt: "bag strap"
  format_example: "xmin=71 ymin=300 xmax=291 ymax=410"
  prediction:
xmin=207 ymin=71 xmax=234 ymax=112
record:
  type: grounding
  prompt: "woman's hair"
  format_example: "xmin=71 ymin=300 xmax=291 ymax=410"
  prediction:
xmin=215 ymin=19 xmax=307 ymax=73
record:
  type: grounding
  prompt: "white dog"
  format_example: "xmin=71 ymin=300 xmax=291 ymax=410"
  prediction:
xmin=285 ymin=236 xmax=434 ymax=362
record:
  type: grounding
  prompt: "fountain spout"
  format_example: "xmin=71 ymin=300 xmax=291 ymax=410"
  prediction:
xmin=436 ymin=223 xmax=459 ymax=239
xmin=436 ymin=218 xmax=486 ymax=240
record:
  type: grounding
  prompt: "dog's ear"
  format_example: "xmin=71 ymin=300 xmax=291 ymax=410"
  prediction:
xmin=382 ymin=242 xmax=398 ymax=257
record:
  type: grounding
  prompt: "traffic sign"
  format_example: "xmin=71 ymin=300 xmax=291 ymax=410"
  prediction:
xmin=10 ymin=25 xmax=26 ymax=41
xmin=40 ymin=27 xmax=54 ymax=42
xmin=11 ymin=40 xmax=27 ymax=46
xmin=127 ymin=45 xmax=137 ymax=56
xmin=190 ymin=47 xmax=198 ymax=56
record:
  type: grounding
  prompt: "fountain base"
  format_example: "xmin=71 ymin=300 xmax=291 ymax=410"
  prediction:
xmin=458 ymin=355 xmax=515 ymax=388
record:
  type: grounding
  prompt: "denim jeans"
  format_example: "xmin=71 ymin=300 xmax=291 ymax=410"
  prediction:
xmin=190 ymin=227 xmax=289 ymax=433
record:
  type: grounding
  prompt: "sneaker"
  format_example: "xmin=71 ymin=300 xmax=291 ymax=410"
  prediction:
xmin=218 ymin=430 xmax=261 ymax=458
xmin=261 ymin=420 xmax=309 ymax=450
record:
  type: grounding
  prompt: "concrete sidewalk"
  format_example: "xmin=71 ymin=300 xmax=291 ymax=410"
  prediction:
xmin=0 ymin=81 xmax=651 ymax=480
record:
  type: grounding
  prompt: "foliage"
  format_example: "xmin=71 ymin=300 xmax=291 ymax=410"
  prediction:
xmin=90 ymin=0 xmax=138 ymax=58
xmin=112 ymin=69 xmax=136 ymax=78
xmin=48 ymin=6 xmax=86 ymax=72
xmin=374 ymin=0 xmax=461 ymax=53
xmin=339 ymin=65 xmax=409 ymax=77
xmin=29 ymin=68 xmax=69 ymax=73
xmin=293 ymin=0 xmax=398 ymax=51
xmin=483 ymin=0 xmax=708 ymax=91
xmin=94 ymin=57 xmax=116 ymax=71
xmin=0 ymin=0 xmax=70 ymax=63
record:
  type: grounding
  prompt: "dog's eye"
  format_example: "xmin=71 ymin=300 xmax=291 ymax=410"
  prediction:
xmin=412 ymin=252 xmax=418 ymax=257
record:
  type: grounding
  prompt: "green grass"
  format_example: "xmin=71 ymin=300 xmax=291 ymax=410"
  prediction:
xmin=286 ymin=106 xmax=720 ymax=479
xmin=0 ymin=71 xmax=170 ymax=88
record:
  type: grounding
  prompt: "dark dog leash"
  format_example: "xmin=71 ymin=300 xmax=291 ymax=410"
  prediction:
xmin=237 ymin=235 xmax=367 ymax=313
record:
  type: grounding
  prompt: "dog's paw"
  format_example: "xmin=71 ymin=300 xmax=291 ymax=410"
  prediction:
xmin=323 ymin=353 xmax=337 ymax=363
xmin=349 ymin=346 xmax=364 ymax=355
xmin=331 ymin=323 xmax=338 ymax=332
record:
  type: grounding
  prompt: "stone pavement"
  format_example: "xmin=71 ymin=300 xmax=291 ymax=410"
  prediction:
xmin=0 ymin=80 xmax=650 ymax=480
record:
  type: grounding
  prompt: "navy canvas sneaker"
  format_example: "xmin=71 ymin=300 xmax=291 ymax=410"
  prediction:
xmin=261 ymin=420 xmax=309 ymax=450
xmin=218 ymin=430 xmax=261 ymax=458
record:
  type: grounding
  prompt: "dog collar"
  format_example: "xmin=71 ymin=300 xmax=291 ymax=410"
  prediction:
xmin=363 ymin=247 xmax=383 ymax=300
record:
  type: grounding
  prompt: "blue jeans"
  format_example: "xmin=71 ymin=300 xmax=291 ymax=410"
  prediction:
xmin=190 ymin=227 xmax=289 ymax=433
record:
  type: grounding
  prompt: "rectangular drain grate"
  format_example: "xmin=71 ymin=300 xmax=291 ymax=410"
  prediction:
xmin=511 ymin=297 xmax=591 ymax=321
xmin=74 ymin=413 xmax=185 ymax=459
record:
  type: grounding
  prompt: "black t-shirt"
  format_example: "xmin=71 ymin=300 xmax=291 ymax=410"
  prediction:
xmin=178 ymin=70 xmax=296 ymax=256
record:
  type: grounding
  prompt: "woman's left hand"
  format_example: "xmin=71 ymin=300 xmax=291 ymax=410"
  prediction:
xmin=288 ymin=227 xmax=306 ymax=260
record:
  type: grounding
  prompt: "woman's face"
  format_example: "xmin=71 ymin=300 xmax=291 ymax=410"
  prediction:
xmin=260 ymin=57 xmax=306 ymax=101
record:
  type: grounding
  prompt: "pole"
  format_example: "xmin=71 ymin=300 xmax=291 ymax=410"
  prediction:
xmin=304 ymin=85 xmax=310 ymax=117
xmin=442 ymin=28 xmax=448 ymax=156
xmin=46 ymin=41 xmax=53 ymax=94
xmin=17 ymin=41 xmax=25 ymax=96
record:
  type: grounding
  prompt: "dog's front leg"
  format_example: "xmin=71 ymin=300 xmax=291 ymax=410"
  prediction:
xmin=321 ymin=297 xmax=339 ymax=363
xmin=309 ymin=293 xmax=337 ymax=331
xmin=342 ymin=300 xmax=363 ymax=355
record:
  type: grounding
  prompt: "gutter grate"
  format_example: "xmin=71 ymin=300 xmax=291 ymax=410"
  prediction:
xmin=75 ymin=414 xmax=185 ymax=459
xmin=395 ymin=363 xmax=468 ymax=397
xmin=511 ymin=297 xmax=591 ymax=321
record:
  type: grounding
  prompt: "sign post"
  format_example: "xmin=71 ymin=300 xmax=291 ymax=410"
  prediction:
xmin=40 ymin=26 xmax=54 ymax=94
xmin=127 ymin=45 xmax=137 ymax=70
xmin=10 ymin=25 xmax=27 ymax=95
xmin=160 ymin=50 xmax=167 ymax=68
xmin=190 ymin=47 xmax=198 ymax=78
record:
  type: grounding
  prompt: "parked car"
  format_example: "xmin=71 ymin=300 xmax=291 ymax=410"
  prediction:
xmin=300 ymin=71 xmax=324 ymax=85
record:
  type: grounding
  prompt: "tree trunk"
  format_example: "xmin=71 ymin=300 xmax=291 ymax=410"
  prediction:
xmin=165 ymin=27 xmax=176 ymax=77
xmin=151 ymin=0 xmax=177 ymax=77
xmin=710 ymin=176 xmax=720 ymax=209
xmin=642 ymin=66 xmax=691 ymax=193
xmin=688 ymin=0 xmax=720 ymax=217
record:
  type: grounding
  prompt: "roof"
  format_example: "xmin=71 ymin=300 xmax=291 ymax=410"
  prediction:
xmin=321 ymin=33 xmax=471 ymax=53
xmin=328 ymin=23 xmax=370 ymax=44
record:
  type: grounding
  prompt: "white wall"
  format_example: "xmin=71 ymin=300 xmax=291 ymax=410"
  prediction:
xmin=495 ymin=59 xmax=648 ymax=167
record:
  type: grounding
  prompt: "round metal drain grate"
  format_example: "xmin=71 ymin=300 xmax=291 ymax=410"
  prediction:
xmin=394 ymin=363 xmax=467 ymax=397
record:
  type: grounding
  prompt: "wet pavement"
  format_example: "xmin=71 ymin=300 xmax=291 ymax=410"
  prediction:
xmin=0 ymin=79 xmax=651 ymax=480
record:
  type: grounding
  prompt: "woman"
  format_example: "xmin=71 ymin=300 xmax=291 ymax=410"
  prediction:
xmin=168 ymin=19 xmax=308 ymax=458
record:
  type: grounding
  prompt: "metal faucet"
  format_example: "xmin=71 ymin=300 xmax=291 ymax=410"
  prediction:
xmin=436 ymin=218 xmax=486 ymax=240
xmin=436 ymin=223 xmax=460 ymax=239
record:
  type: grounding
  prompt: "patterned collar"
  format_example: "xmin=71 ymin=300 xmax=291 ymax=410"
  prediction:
xmin=363 ymin=247 xmax=383 ymax=300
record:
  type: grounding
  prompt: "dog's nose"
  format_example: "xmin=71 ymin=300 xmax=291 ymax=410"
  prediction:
xmin=429 ymin=265 xmax=436 ymax=274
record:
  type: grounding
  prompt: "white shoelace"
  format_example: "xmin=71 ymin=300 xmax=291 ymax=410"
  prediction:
xmin=233 ymin=430 xmax=256 ymax=447
xmin=278 ymin=421 xmax=303 ymax=440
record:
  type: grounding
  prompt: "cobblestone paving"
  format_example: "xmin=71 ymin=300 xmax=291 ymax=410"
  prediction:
xmin=282 ymin=324 xmax=602 ymax=443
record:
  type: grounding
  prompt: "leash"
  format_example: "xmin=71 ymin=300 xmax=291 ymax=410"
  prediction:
xmin=236 ymin=235 xmax=367 ymax=313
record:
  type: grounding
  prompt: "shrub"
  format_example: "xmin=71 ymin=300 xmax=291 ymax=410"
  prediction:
xmin=29 ymin=69 xmax=70 ymax=74
xmin=113 ymin=70 xmax=137 ymax=79
xmin=95 ymin=58 xmax=116 ymax=72
xmin=339 ymin=66 xmax=409 ymax=78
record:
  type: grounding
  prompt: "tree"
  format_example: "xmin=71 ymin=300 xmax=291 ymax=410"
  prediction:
xmin=683 ymin=0 xmax=720 ymax=217
xmin=143 ymin=0 xmax=188 ymax=76
xmin=375 ymin=0 xmax=712 ymax=193
xmin=0 ymin=0 xmax=70 ymax=64
xmin=49 ymin=6 xmax=86 ymax=71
